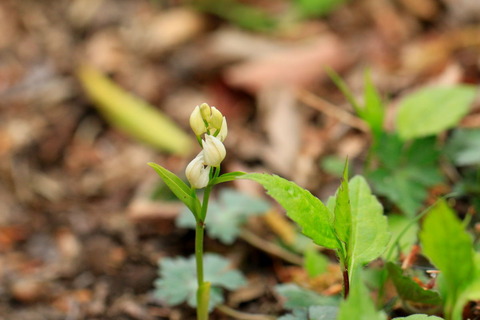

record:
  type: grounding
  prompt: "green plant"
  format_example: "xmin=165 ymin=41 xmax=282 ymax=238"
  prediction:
xmin=328 ymin=69 xmax=477 ymax=217
xmin=149 ymin=103 xmax=244 ymax=319
xmin=243 ymin=164 xmax=390 ymax=298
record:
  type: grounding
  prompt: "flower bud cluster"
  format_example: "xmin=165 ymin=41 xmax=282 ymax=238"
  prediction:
xmin=186 ymin=103 xmax=228 ymax=188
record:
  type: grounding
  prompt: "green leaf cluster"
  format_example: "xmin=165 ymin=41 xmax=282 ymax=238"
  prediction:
xmin=154 ymin=254 xmax=246 ymax=310
xmin=177 ymin=188 xmax=271 ymax=244
xmin=330 ymin=70 xmax=477 ymax=217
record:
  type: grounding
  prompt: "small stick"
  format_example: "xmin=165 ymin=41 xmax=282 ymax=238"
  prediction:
xmin=240 ymin=229 xmax=303 ymax=265
xmin=216 ymin=304 xmax=276 ymax=320
xmin=296 ymin=89 xmax=369 ymax=132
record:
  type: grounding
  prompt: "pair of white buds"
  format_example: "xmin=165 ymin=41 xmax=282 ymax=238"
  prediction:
xmin=189 ymin=103 xmax=228 ymax=142
xmin=186 ymin=104 xmax=228 ymax=189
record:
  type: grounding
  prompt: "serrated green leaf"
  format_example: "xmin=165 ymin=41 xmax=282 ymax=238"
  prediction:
xmin=334 ymin=164 xmax=351 ymax=244
xmin=337 ymin=269 xmax=387 ymax=320
xmin=393 ymin=315 xmax=444 ymax=320
xmin=420 ymin=200 xmax=476 ymax=320
xmin=148 ymin=162 xmax=201 ymax=216
xmin=155 ymin=254 xmax=245 ymax=310
xmin=209 ymin=171 xmax=246 ymax=185
xmin=242 ymin=173 xmax=339 ymax=249
xmin=387 ymin=262 xmax=442 ymax=305
xmin=78 ymin=65 xmax=192 ymax=155
xmin=445 ymin=129 xmax=480 ymax=166
xmin=396 ymin=86 xmax=477 ymax=140
xmin=176 ymin=188 xmax=270 ymax=244
xmin=276 ymin=284 xmax=339 ymax=310
xmin=304 ymin=247 xmax=329 ymax=278
xmin=346 ymin=176 xmax=390 ymax=281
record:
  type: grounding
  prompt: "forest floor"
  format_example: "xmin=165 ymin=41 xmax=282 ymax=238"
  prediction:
xmin=0 ymin=0 xmax=479 ymax=319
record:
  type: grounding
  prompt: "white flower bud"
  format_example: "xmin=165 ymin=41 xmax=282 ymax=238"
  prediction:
xmin=185 ymin=152 xmax=210 ymax=189
xmin=217 ymin=116 xmax=228 ymax=142
xmin=202 ymin=134 xmax=226 ymax=167
xmin=200 ymin=103 xmax=211 ymax=121
xmin=210 ymin=107 xmax=223 ymax=130
xmin=189 ymin=106 xmax=207 ymax=136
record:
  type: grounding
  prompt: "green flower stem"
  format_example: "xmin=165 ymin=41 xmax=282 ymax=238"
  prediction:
xmin=195 ymin=219 xmax=205 ymax=287
xmin=195 ymin=184 xmax=213 ymax=320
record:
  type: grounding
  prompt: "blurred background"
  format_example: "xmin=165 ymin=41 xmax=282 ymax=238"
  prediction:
xmin=0 ymin=0 xmax=479 ymax=319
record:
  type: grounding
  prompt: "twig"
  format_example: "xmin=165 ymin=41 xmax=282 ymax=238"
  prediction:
xmin=240 ymin=229 xmax=303 ymax=265
xmin=296 ymin=89 xmax=369 ymax=132
xmin=216 ymin=304 xmax=276 ymax=320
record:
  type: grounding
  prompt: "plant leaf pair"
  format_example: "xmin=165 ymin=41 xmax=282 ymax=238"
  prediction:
xmin=243 ymin=167 xmax=390 ymax=287
xmin=325 ymin=167 xmax=390 ymax=282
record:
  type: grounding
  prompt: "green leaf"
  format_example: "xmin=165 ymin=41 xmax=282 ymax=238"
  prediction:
xmin=154 ymin=254 xmax=246 ymax=310
xmin=445 ymin=129 xmax=480 ymax=166
xmin=242 ymin=173 xmax=339 ymax=249
xmin=148 ymin=162 xmax=201 ymax=216
xmin=321 ymin=155 xmax=351 ymax=178
xmin=393 ymin=315 xmax=444 ymax=320
xmin=304 ymin=247 xmax=329 ymax=278
xmin=294 ymin=0 xmax=348 ymax=18
xmin=337 ymin=269 xmax=387 ymax=320
xmin=396 ymin=86 xmax=477 ymax=140
xmin=334 ymin=164 xmax=351 ymax=244
xmin=278 ymin=309 xmax=308 ymax=320
xmin=275 ymin=284 xmax=339 ymax=310
xmin=308 ymin=306 xmax=338 ymax=320
xmin=326 ymin=67 xmax=361 ymax=114
xmin=177 ymin=188 xmax=271 ymax=244
xmin=387 ymin=262 xmax=442 ymax=305
xmin=420 ymin=200 xmax=476 ymax=320
xmin=345 ymin=176 xmax=390 ymax=281
xmin=383 ymin=214 xmax=418 ymax=261
xmin=195 ymin=0 xmax=276 ymax=32
xmin=278 ymin=306 xmax=338 ymax=320
xmin=368 ymin=136 xmax=443 ymax=216
xmin=362 ymin=70 xmax=385 ymax=141
xmin=209 ymin=171 xmax=246 ymax=185
xmin=77 ymin=65 xmax=192 ymax=155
